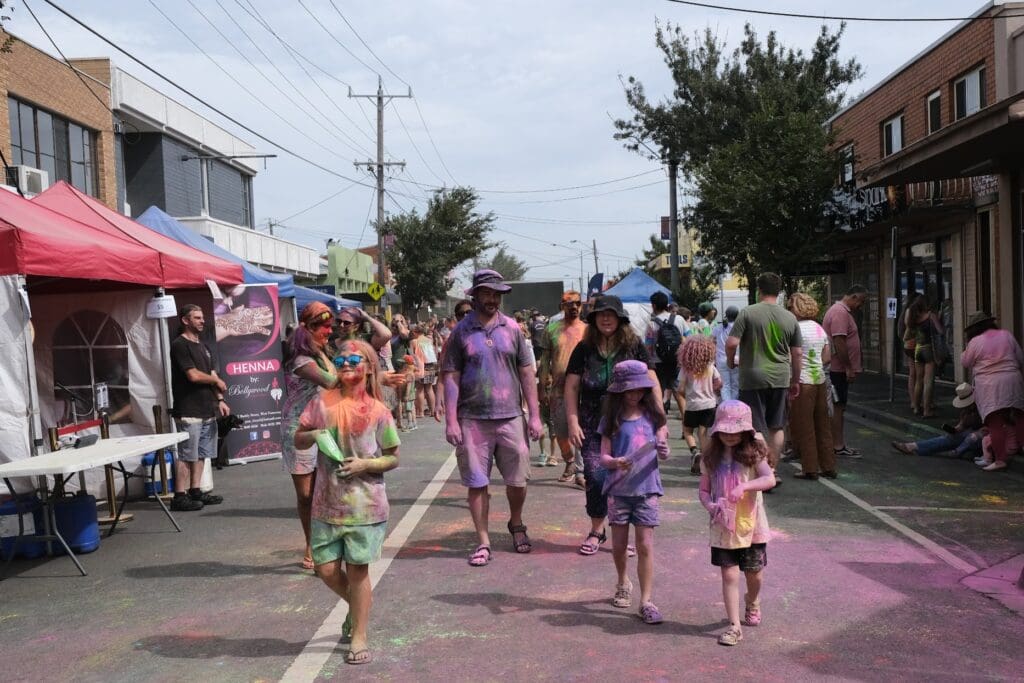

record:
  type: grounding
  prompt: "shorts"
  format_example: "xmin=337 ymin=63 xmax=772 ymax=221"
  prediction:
xmin=902 ymin=345 xmax=916 ymax=360
xmin=607 ymin=494 xmax=660 ymax=527
xmin=738 ymin=388 xmax=789 ymax=433
xmin=419 ymin=363 xmax=438 ymax=385
xmin=174 ymin=418 xmax=216 ymax=462
xmin=829 ymin=371 xmax=849 ymax=406
xmin=914 ymin=344 xmax=935 ymax=365
xmin=539 ymin=399 xmax=553 ymax=428
xmin=456 ymin=416 xmax=531 ymax=488
xmin=655 ymin=362 xmax=679 ymax=392
xmin=550 ymin=395 xmax=569 ymax=439
xmin=310 ymin=519 xmax=387 ymax=566
xmin=711 ymin=543 xmax=767 ymax=572
xmin=683 ymin=408 xmax=716 ymax=429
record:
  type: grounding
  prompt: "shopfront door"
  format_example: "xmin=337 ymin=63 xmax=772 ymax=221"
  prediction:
xmin=897 ymin=237 xmax=954 ymax=381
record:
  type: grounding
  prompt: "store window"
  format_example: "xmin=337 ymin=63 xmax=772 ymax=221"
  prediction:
xmin=7 ymin=97 xmax=99 ymax=196
xmin=897 ymin=238 xmax=955 ymax=381
xmin=52 ymin=310 xmax=131 ymax=424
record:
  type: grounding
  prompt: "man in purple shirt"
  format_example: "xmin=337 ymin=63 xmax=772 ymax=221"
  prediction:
xmin=442 ymin=269 xmax=543 ymax=567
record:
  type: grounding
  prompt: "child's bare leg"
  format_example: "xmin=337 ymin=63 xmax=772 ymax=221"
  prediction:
xmin=697 ymin=425 xmax=708 ymax=450
xmin=721 ymin=565 xmax=741 ymax=627
xmin=683 ymin=425 xmax=697 ymax=450
xmin=744 ymin=568 xmax=763 ymax=609
xmin=610 ymin=524 xmax=629 ymax=585
xmin=346 ymin=562 xmax=372 ymax=660
xmin=315 ymin=559 xmax=350 ymax=603
xmin=635 ymin=525 xmax=655 ymax=604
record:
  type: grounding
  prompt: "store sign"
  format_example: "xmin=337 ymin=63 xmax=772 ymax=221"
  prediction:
xmin=146 ymin=294 xmax=177 ymax=319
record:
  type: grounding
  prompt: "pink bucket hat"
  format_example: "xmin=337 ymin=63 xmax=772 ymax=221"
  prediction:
xmin=606 ymin=360 xmax=656 ymax=394
xmin=709 ymin=400 xmax=756 ymax=438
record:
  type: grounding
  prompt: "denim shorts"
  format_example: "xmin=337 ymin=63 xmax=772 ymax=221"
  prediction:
xmin=174 ymin=418 xmax=216 ymax=462
xmin=607 ymin=494 xmax=660 ymax=527
xmin=310 ymin=519 xmax=387 ymax=566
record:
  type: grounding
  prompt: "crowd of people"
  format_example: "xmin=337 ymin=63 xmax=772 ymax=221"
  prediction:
xmin=162 ymin=265 xmax=1022 ymax=665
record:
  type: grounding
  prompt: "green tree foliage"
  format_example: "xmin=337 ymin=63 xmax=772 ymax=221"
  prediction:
xmin=615 ymin=23 xmax=861 ymax=302
xmin=472 ymin=245 xmax=528 ymax=281
xmin=382 ymin=187 xmax=494 ymax=314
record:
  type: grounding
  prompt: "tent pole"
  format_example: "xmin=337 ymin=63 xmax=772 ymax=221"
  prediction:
xmin=17 ymin=276 xmax=42 ymax=457
xmin=156 ymin=289 xmax=178 ymax=451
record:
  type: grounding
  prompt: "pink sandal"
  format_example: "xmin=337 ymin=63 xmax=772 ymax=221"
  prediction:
xmin=744 ymin=604 xmax=762 ymax=626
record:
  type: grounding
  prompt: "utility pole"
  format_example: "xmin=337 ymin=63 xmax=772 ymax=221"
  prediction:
xmin=350 ymin=76 xmax=410 ymax=295
xmin=668 ymin=159 xmax=680 ymax=294
xmin=591 ymin=239 xmax=599 ymax=274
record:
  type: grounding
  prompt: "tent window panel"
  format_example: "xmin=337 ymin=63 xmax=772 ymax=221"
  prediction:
xmin=53 ymin=347 xmax=93 ymax=386
xmin=95 ymin=318 xmax=128 ymax=345
xmin=53 ymin=317 xmax=87 ymax=345
xmin=92 ymin=348 xmax=129 ymax=386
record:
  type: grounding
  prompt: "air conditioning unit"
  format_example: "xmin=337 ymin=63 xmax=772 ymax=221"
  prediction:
xmin=4 ymin=165 xmax=51 ymax=195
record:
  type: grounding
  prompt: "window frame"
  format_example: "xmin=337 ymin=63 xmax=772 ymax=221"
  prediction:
xmin=954 ymin=66 xmax=986 ymax=121
xmin=6 ymin=96 xmax=99 ymax=196
xmin=839 ymin=144 xmax=855 ymax=186
xmin=882 ymin=114 xmax=903 ymax=157
xmin=927 ymin=90 xmax=942 ymax=135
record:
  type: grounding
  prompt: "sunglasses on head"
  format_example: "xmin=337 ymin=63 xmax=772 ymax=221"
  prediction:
xmin=333 ymin=354 xmax=365 ymax=368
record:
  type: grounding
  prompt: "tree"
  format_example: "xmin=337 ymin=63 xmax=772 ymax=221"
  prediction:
xmin=471 ymin=245 xmax=528 ymax=281
xmin=615 ymin=23 xmax=861 ymax=302
xmin=382 ymin=187 xmax=494 ymax=314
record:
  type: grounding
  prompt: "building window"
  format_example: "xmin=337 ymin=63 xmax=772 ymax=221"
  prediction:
xmin=882 ymin=115 xmax=903 ymax=157
xmin=52 ymin=310 xmax=131 ymax=424
xmin=241 ymin=175 xmax=252 ymax=228
xmin=954 ymin=67 xmax=986 ymax=120
xmin=840 ymin=145 xmax=855 ymax=185
xmin=7 ymin=97 xmax=98 ymax=196
xmin=927 ymin=90 xmax=942 ymax=134
xmin=977 ymin=210 xmax=992 ymax=314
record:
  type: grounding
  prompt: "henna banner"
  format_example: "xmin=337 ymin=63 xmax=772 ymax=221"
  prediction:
xmin=210 ymin=283 xmax=285 ymax=464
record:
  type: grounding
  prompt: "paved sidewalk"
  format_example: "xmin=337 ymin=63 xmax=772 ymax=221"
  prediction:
xmin=847 ymin=372 xmax=956 ymax=438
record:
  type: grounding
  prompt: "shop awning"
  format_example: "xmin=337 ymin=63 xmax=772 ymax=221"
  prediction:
xmin=0 ymin=187 xmax=164 ymax=285
xmin=34 ymin=182 xmax=243 ymax=288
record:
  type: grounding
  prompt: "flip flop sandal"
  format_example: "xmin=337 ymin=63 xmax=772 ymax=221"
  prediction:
xmin=341 ymin=613 xmax=353 ymax=643
xmin=578 ymin=529 xmax=606 ymax=555
xmin=639 ymin=602 xmax=663 ymax=625
xmin=468 ymin=544 xmax=492 ymax=567
xmin=301 ymin=555 xmax=315 ymax=570
xmin=345 ymin=648 xmax=372 ymax=665
xmin=507 ymin=522 xmax=532 ymax=553
xmin=558 ymin=465 xmax=575 ymax=482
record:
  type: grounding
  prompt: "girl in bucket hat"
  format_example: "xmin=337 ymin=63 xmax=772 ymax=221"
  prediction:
xmin=698 ymin=400 xmax=775 ymax=646
xmin=598 ymin=359 xmax=670 ymax=625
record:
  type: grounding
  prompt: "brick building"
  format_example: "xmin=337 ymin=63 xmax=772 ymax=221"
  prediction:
xmin=0 ymin=32 xmax=117 ymax=208
xmin=827 ymin=1 xmax=1024 ymax=382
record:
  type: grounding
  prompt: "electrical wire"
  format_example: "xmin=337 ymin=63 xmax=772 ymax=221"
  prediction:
xmin=341 ymin=188 xmax=378 ymax=275
xmin=400 ymin=168 xmax=663 ymax=194
xmin=276 ymin=181 xmax=360 ymax=224
xmin=296 ymin=0 xmax=381 ymax=76
xmin=663 ymin=0 xmax=1024 ymax=22
xmin=481 ymin=179 xmax=664 ymax=205
xmin=391 ymin=102 xmax=447 ymax=186
xmin=495 ymin=213 xmax=661 ymax=226
xmin=328 ymin=0 xmax=409 ymax=88
xmin=39 ymin=0 xmax=376 ymax=188
xmin=412 ymin=98 xmax=459 ymax=185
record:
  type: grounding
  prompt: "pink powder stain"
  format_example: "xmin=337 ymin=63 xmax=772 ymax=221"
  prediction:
xmin=770 ymin=528 xmax=793 ymax=541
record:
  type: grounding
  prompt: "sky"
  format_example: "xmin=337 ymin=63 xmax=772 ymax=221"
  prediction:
xmin=6 ymin=0 xmax=996 ymax=290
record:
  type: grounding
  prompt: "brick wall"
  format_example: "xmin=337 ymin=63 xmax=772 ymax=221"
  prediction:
xmin=830 ymin=16 xmax=996 ymax=177
xmin=0 ymin=34 xmax=116 ymax=209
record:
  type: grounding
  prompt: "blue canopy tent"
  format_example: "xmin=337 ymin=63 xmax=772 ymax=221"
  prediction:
xmin=135 ymin=207 xmax=361 ymax=314
xmin=601 ymin=268 xmax=672 ymax=337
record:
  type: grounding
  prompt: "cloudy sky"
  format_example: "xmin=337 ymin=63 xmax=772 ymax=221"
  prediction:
xmin=8 ymin=0 xmax=994 ymax=288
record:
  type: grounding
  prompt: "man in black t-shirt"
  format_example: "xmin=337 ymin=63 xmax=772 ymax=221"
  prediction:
xmin=169 ymin=304 xmax=230 ymax=511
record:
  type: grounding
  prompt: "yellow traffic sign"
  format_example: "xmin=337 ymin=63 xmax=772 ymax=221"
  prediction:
xmin=367 ymin=282 xmax=385 ymax=301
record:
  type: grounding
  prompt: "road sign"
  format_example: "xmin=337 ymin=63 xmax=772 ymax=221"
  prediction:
xmin=306 ymin=284 xmax=336 ymax=296
xmin=367 ymin=282 xmax=385 ymax=301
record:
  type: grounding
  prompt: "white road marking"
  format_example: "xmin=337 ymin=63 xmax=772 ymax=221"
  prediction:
xmin=785 ymin=462 xmax=978 ymax=574
xmin=874 ymin=506 xmax=1024 ymax=514
xmin=280 ymin=450 xmax=458 ymax=683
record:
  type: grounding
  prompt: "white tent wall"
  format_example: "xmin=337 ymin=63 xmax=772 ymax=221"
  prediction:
xmin=0 ymin=275 xmax=33 ymax=483
xmin=622 ymin=302 xmax=654 ymax=339
xmin=31 ymin=289 xmax=164 ymax=497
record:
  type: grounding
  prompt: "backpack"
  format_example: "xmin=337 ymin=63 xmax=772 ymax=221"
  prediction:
xmin=653 ymin=314 xmax=683 ymax=365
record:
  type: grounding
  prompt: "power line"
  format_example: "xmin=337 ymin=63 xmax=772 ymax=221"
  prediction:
xmin=296 ymin=0 xmax=380 ymax=76
xmin=186 ymin=0 xmax=373 ymax=160
xmin=663 ymin=0 xmax=1024 ymax=22
xmin=328 ymin=0 xmax=409 ymax=87
xmin=482 ymin=179 xmax=664 ymax=205
xmin=277 ymin=181 xmax=360 ymax=224
xmin=496 ymin=213 xmax=660 ymax=226
xmin=40 ymin=0 xmax=376 ymax=187
xmin=341 ymin=188 xmax=379 ymax=276
xmin=400 ymin=168 xmax=663 ymax=194
xmin=390 ymin=102 xmax=447 ymax=186
xmin=412 ymin=98 xmax=459 ymax=185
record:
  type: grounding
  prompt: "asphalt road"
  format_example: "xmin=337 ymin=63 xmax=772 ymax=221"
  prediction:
xmin=2 ymin=412 xmax=1022 ymax=682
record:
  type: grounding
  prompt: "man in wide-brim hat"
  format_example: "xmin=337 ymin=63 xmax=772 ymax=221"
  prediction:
xmin=441 ymin=269 xmax=543 ymax=566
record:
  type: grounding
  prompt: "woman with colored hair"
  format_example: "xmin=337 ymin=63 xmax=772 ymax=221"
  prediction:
xmin=282 ymin=302 xmax=340 ymax=570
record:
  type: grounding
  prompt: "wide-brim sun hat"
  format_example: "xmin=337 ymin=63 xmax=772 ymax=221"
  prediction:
xmin=585 ymin=295 xmax=631 ymax=324
xmin=709 ymin=400 xmax=756 ymax=438
xmin=465 ymin=268 xmax=512 ymax=295
xmin=952 ymin=382 xmax=975 ymax=409
xmin=964 ymin=310 xmax=995 ymax=332
xmin=606 ymin=359 xmax=656 ymax=393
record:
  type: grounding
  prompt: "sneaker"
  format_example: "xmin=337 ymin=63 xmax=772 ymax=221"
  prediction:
xmin=689 ymin=450 xmax=701 ymax=475
xmin=190 ymin=489 xmax=223 ymax=505
xmin=612 ymin=579 xmax=632 ymax=608
xmin=834 ymin=446 xmax=862 ymax=459
xmin=639 ymin=602 xmax=663 ymax=625
xmin=982 ymin=460 xmax=1007 ymax=472
xmin=171 ymin=494 xmax=203 ymax=512
xmin=975 ymin=456 xmax=993 ymax=468
xmin=718 ymin=625 xmax=743 ymax=646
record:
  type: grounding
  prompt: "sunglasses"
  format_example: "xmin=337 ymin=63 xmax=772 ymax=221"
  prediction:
xmin=562 ymin=301 xmax=582 ymax=307
xmin=455 ymin=309 xmax=469 ymax=319
xmin=337 ymin=318 xmax=357 ymax=327
xmin=333 ymin=354 xmax=365 ymax=368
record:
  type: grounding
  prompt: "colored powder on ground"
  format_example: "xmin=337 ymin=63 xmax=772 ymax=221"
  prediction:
xmin=980 ymin=494 xmax=1007 ymax=505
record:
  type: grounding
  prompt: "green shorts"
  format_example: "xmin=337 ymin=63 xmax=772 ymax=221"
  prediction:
xmin=310 ymin=519 xmax=387 ymax=566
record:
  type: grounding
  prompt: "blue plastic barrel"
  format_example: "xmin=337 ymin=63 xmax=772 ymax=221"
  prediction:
xmin=141 ymin=450 xmax=175 ymax=495
xmin=52 ymin=493 xmax=100 ymax=555
xmin=0 ymin=497 xmax=47 ymax=560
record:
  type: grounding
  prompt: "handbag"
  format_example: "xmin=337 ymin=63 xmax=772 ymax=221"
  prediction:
xmin=931 ymin=324 xmax=950 ymax=367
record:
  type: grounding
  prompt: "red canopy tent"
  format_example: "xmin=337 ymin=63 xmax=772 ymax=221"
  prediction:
xmin=0 ymin=187 xmax=163 ymax=285
xmin=33 ymin=181 xmax=242 ymax=288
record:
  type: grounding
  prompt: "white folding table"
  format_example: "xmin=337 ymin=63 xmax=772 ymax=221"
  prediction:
xmin=0 ymin=432 xmax=188 ymax=577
